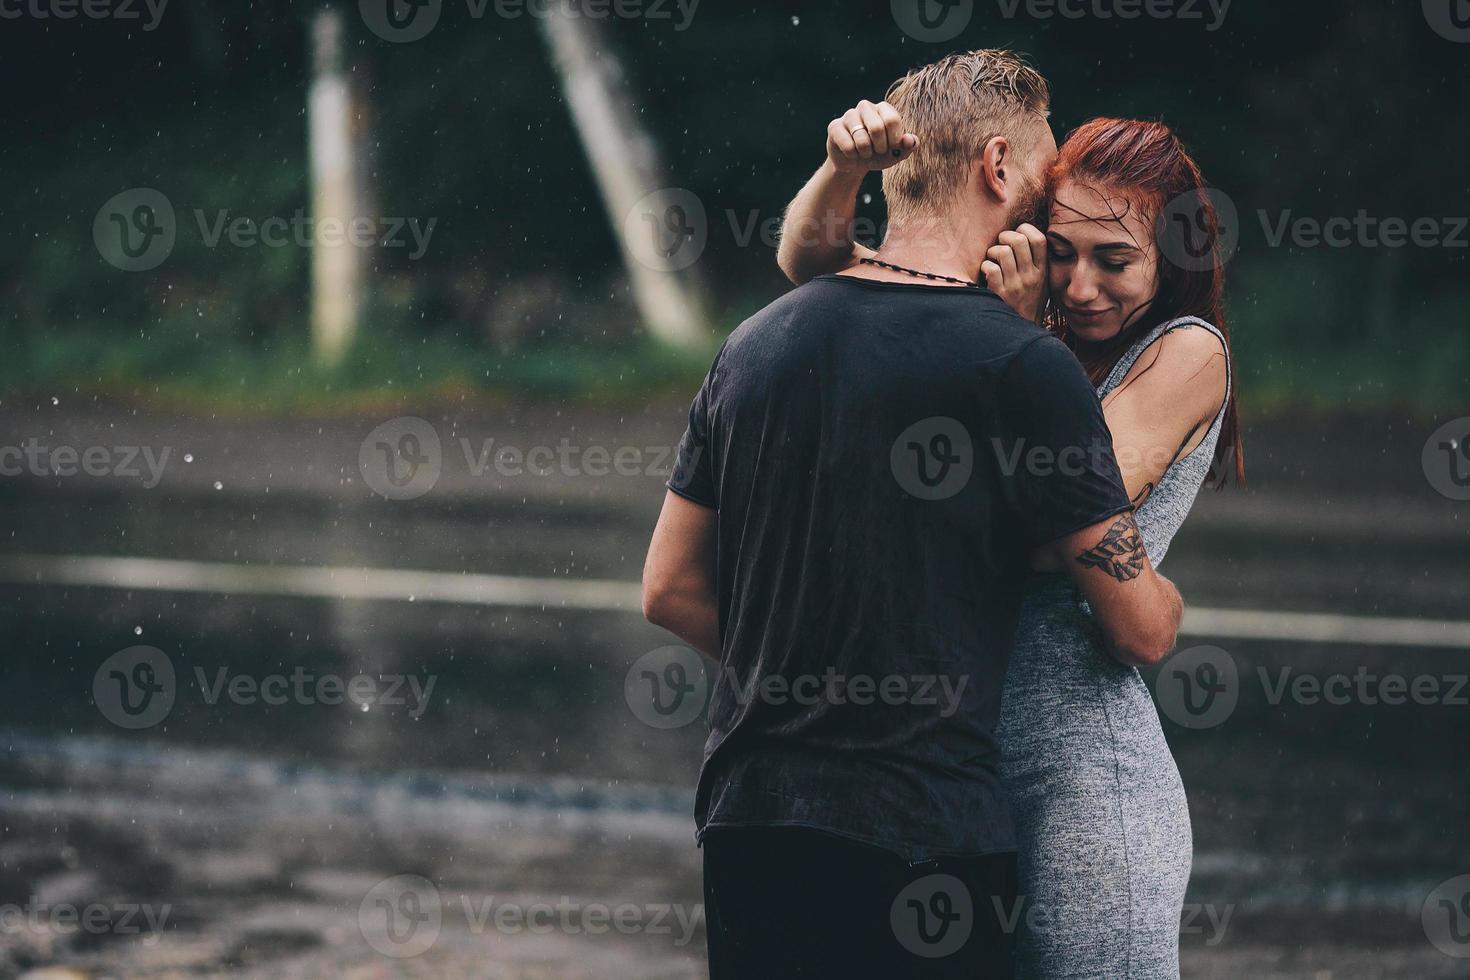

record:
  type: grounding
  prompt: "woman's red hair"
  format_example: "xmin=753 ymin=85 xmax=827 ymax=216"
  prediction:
xmin=1044 ymin=117 xmax=1244 ymax=489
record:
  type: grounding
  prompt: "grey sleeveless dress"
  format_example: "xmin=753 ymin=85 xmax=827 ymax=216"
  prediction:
xmin=996 ymin=316 xmax=1232 ymax=979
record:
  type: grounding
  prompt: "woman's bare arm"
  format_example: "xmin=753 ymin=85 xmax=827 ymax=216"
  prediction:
xmin=1100 ymin=325 xmax=1229 ymax=507
xmin=776 ymin=99 xmax=916 ymax=285
xmin=1031 ymin=327 xmax=1227 ymax=573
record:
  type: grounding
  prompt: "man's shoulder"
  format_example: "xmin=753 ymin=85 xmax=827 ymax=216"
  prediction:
xmin=734 ymin=276 xmax=1047 ymax=349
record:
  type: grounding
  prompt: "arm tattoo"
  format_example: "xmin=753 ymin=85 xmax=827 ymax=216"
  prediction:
xmin=1075 ymin=514 xmax=1146 ymax=582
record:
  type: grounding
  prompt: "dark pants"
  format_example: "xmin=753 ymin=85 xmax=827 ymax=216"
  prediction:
xmin=702 ymin=826 xmax=1017 ymax=979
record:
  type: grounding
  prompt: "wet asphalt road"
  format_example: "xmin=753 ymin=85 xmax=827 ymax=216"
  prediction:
xmin=1 ymin=400 xmax=1469 ymax=977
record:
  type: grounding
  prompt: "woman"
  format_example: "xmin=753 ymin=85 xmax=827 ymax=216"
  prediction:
xmin=781 ymin=111 xmax=1242 ymax=977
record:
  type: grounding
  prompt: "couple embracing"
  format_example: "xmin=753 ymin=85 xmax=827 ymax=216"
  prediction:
xmin=642 ymin=48 xmax=1241 ymax=979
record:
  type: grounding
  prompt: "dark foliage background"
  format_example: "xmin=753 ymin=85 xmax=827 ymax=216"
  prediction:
xmin=2 ymin=0 xmax=1465 ymax=407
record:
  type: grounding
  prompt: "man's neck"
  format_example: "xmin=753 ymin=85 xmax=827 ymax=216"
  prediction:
xmin=867 ymin=210 xmax=1007 ymax=284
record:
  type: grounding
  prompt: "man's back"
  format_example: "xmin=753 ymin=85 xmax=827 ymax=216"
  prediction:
xmin=668 ymin=274 xmax=1131 ymax=859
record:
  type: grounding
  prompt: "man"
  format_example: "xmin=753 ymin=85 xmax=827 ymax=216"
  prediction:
xmin=642 ymin=50 xmax=1182 ymax=978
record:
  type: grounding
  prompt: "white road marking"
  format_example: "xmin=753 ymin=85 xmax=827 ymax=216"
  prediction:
xmin=3 ymin=554 xmax=1468 ymax=650
xmin=0 ymin=554 xmax=640 ymax=612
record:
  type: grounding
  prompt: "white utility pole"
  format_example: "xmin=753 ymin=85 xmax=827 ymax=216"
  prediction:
xmin=308 ymin=9 xmax=363 ymax=366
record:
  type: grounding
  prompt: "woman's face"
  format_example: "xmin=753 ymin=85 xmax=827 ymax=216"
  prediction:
xmin=1045 ymin=180 xmax=1161 ymax=344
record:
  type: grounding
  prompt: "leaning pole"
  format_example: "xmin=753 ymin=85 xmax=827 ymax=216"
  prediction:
xmin=539 ymin=8 xmax=711 ymax=349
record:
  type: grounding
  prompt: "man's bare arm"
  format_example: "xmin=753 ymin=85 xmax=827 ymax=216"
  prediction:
xmin=776 ymin=99 xmax=916 ymax=285
xmin=642 ymin=490 xmax=720 ymax=662
xmin=1042 ymin=511 xmax=1183 ymax=667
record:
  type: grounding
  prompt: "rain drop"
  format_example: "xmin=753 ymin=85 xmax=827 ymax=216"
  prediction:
xmin=184 ymin=453 xmax=194 ymax=463
xmin=213 ymin=481 xmax=224 ymax=490
xmin=134 ymin=626 xmax=143 ymax=635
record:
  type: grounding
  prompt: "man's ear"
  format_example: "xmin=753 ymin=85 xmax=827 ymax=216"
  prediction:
xmin=977 ymin=135 xmax=1011 ymax=203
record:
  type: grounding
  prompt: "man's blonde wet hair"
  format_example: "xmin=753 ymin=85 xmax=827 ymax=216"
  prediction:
xmin=882 ymin=50 xmax=1052 ymax=224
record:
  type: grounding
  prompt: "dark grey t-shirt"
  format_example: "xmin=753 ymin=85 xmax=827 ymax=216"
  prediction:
xmin=668 ymin=274 xmax=1132 ymax=860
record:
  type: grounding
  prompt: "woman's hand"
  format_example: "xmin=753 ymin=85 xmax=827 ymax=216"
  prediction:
xmin=981 ymin=225 xmax=1049 ymax=322
xmin=826 ymin=100 xmax=918 ymax=175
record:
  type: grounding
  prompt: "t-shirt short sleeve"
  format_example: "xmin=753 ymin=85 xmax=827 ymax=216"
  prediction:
xmin=667 ymin=362 xmax=719 ymax=509
xmin=998 ymin=334 xmax=1133 ymax=545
